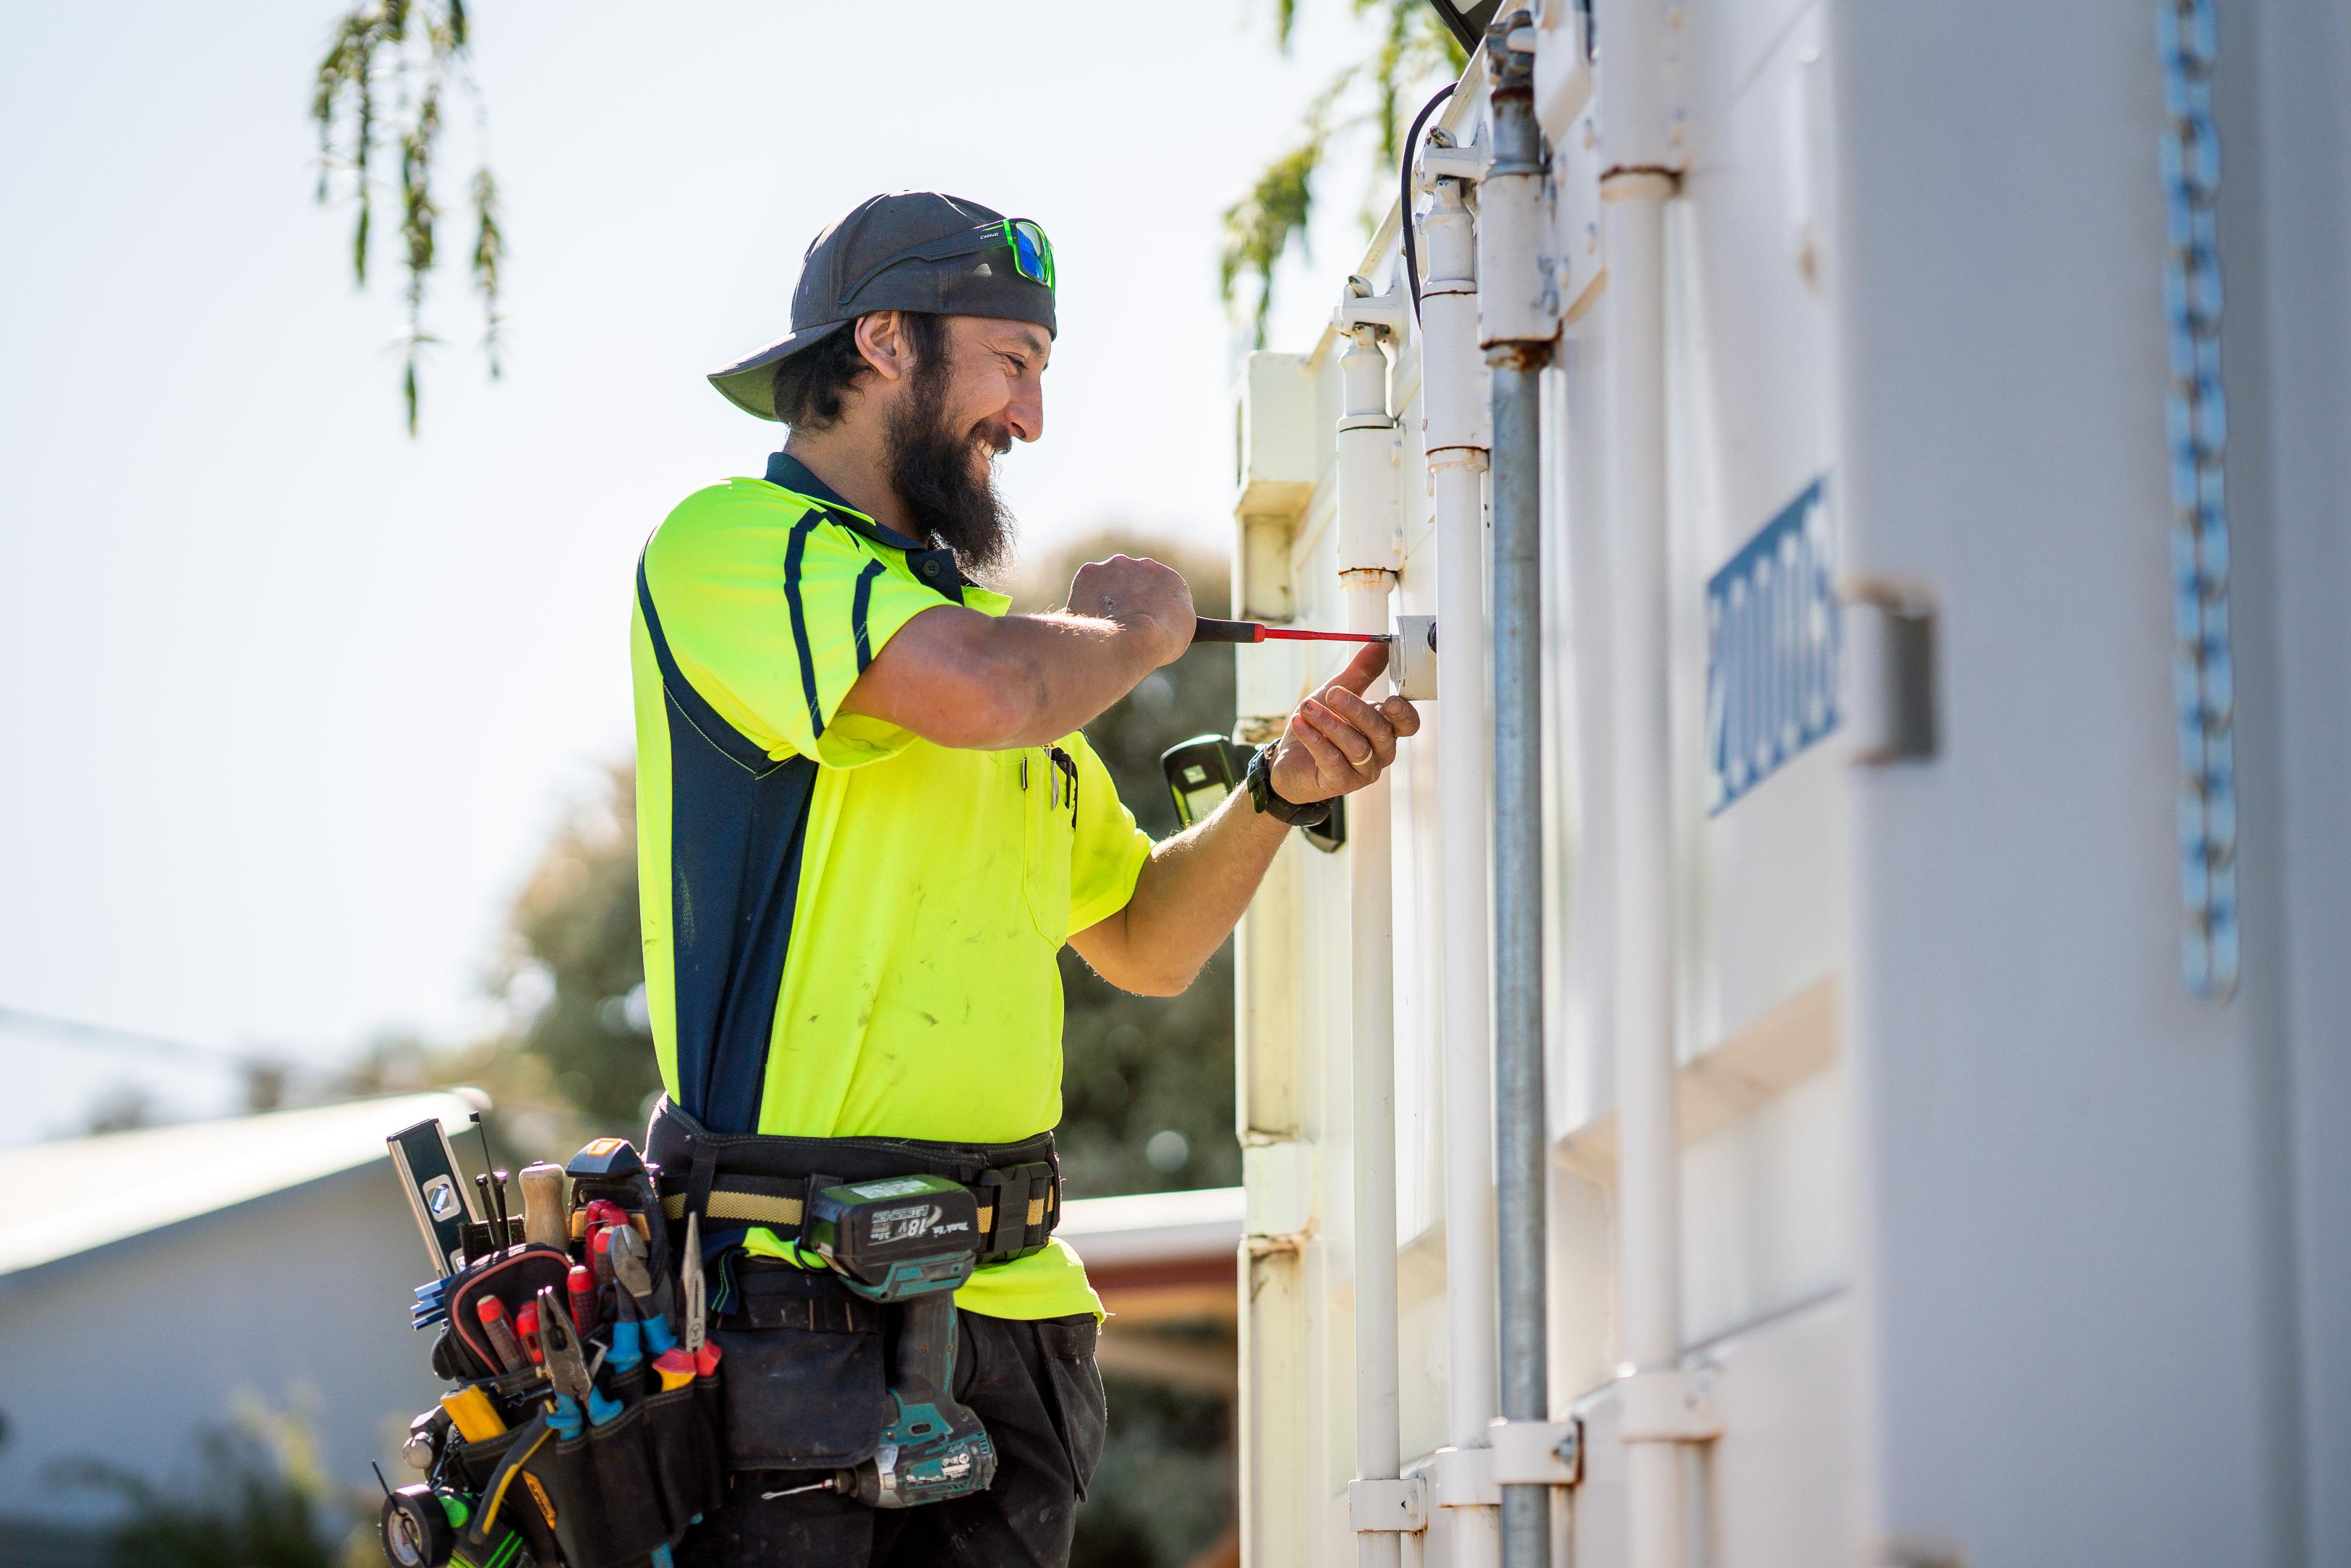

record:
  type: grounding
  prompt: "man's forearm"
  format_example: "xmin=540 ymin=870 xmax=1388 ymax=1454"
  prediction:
xmin=1071 ymin=785 xmax=1291 ymax=996
xmin=983 ymin=612 xmax=1169 ymax=747
xmin=838 ymin=605 xmax=1172 ymax=749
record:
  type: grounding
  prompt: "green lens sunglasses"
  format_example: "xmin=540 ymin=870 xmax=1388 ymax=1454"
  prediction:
xmin=841 ymin=218 xmax=1056 ymax=305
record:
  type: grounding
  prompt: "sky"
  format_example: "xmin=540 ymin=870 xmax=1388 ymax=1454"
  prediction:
xmin=0 ymin=1 xmax=1428 ymax=1142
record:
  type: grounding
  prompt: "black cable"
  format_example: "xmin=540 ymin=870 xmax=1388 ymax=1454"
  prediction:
xmin=1400 ymin=80 xmax=1459 ymax=323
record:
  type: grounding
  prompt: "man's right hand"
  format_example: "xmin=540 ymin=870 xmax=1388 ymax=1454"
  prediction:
xmin=1068 ymin=555 xmax=1194 ymax=667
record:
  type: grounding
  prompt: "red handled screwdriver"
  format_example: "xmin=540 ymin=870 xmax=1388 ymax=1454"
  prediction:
xmin=1192 ymin=617 xmax=1391 ymax=645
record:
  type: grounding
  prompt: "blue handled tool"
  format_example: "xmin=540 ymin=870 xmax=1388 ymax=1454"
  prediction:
xmin=611 ymin=1227 xmax=679 ymax=1357
xmin=536 ymin=1285 xmax=621 ymax=1427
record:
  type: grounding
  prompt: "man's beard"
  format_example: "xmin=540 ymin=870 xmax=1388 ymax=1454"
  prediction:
xmin=884 ymin=359 xmax=1018 ymax=581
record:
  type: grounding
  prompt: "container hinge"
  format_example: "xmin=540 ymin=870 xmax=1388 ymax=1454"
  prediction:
xmin=1617 ymin=1366 xmax=1724 ymax=1444
xmin=1487 ymin=1417 xmax=1584 ymax=1485
xmin=1347 ymin=1476 xmax=1427 ymax=1533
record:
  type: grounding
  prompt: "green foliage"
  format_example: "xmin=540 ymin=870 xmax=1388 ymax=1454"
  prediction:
xmin=1219 ymin=0 xmax=1465 ymax=344
xmin=1220 ymin=133 xmax=1328 ymax=349
xmin=311 ymin=1 xmax=502 ymax=434
xmin=53 ymin=1411 xmax=359 ymax=1568
xmin=500 ymin=764 xmax=661 ymax=1130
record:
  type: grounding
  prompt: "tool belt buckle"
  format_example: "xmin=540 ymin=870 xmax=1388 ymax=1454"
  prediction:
xmin=974 ymin=1161 xmax=1058 ymax=1263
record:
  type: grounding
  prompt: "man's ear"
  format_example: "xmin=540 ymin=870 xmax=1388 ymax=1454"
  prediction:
xmin=854 ymin=311 xmax=914 ymax=385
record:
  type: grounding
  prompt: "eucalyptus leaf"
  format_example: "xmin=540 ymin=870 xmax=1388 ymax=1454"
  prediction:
xmin=309 ymin=0 xmax=497 ymax=435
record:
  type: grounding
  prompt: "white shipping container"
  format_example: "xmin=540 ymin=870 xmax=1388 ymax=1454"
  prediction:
xmin=1227 ymin=3 xmax=2350 ymax=1566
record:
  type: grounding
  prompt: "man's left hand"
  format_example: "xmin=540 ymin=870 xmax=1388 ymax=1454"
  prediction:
xmin=1268 ymin=642 xmax=1422 ymax=804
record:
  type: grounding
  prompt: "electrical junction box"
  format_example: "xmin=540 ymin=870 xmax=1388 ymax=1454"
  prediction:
xmin=1392 ymin=615 xmax=1437 ymax=701
xmin=1233 ymin=351 xmax=1319 ymax=523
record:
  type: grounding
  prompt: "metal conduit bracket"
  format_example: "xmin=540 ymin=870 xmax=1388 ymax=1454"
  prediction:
xmin=1336 ymin=272 xmax=1408 ymax=344
xmin=1429 ymin=1444 xmax=1502 ymax=1507
xmin=1417 ymin=128 xmax=1492 ymax=194
xmin=1348 ymin=1476 xmax=1429 ymax=1534
xmin=1487 ymin=1417 xmax=1584 ymax=1486
xmin=1616 ymin=1366 xmax=1723 ymax=1444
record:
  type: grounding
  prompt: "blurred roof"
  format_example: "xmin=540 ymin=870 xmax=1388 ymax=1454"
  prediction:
xmin=0 ymin=1091 xmax=482 ymax=1277
xmin=1055 ymin=1184 xmax=1243 ymax=1266
xmin=1058 ymin=1185 xmax=1243 ymax=1326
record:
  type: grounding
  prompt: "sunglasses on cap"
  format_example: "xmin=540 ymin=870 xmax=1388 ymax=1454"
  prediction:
xmin=840 ymin=218 xmax=1057 ymax=306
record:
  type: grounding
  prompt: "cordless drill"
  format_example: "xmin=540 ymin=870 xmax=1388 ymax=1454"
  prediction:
xmin=806 ymin=1175 xmax=997 ymax=1507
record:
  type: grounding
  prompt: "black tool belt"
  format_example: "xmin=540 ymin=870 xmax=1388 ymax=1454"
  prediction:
xmin=646 ymin=1099 xmax=1061 ymax=1267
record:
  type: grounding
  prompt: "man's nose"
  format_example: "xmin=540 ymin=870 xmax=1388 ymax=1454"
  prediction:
xmin=1007 ymin=380 xmax=1044 ymax=444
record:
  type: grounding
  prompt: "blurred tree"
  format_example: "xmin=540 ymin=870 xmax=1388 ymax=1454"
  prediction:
xmin=496 ymin=764 xmax=659 ymax=1130
xmin=1220 ymin=0 xmax=1466 ymax=344
xmin=1008 ymin=532 xmax=1239 ymax=1199
xmin=81 ymin=1083 xmax=156 ymax=1136
xmin=53 ymin=1409 xmax=360 ymax=1568
xmin=1069 ymin=1373 xmax=1238 ymax=1568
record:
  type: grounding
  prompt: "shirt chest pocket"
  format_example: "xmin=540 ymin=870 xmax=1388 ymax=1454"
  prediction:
xmin=1019 ymin=746 xmax=1078 ymax=945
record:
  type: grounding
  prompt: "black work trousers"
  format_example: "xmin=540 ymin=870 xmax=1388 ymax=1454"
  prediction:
xmin=679 ymin=1306 xmax=1108 ymax=1568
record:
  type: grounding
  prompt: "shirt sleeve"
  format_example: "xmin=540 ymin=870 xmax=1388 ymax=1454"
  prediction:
xmin=642 ymin=492 xmax=948 ymax=767
xmin=1065 ymin=733 xmax=1155 ymax=933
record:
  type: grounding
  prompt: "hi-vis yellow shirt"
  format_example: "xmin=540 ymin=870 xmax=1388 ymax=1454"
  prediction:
xmin=631 ymin=453 xmax=1151 ymax=1319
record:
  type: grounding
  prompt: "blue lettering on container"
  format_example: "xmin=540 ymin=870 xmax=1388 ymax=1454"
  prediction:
xmin=1706 ymin=478 xmax=1838 ymax=814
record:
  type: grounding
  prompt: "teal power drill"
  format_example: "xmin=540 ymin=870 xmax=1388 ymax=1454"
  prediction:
xmin=806 ymin=1175 xmax=998 ymax=1508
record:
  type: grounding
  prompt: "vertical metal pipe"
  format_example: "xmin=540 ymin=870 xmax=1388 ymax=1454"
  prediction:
xmin=1489 ymin=358 xmax=1549 ymax=1568
xmin=1483 ymin=24 xmax=1555 ymax=1567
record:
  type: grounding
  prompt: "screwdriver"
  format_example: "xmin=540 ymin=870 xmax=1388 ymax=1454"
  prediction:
xmin=477 ymin=1295 xmax=529 ymax=1373
xmin=1193 ymin=616 xmax=1391 ymax=644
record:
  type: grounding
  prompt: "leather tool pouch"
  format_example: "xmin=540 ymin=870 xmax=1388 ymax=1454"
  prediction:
xmin=430 ymin=1364 xmax=727 ymax=1568
xmin=403 ymin=1138 xmax=726 ymax=1568
xmin=710 ymin=1260 xmax=891 ymax=1471
xmin=443 ymin=1245 xmax=571 ymax=1381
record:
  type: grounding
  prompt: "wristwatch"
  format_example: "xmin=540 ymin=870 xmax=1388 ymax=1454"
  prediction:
xmin=1245 ymin=743 xmax=1332 ymax=828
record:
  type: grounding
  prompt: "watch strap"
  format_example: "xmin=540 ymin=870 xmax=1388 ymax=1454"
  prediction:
xmin=1246 ymin=743 xmax=1332 ymax=828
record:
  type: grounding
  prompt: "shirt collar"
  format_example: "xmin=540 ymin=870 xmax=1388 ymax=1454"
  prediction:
xmin=764 ymin=452 xmax=923 ymax=549
xmin=762 ymin=450 xmax=974 ymax=605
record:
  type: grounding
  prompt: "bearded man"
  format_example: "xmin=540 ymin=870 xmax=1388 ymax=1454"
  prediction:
xmin=635 ymin=191 xmax=1416 ymax=1568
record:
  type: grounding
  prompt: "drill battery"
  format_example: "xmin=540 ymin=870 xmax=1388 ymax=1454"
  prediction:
xmin=804 ymin=1175 xmax=982 ymax=1301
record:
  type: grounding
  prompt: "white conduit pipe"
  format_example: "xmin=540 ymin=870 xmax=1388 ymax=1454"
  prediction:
xmin=1604 ymin=172 xmax=1683 ymax=1568
xmin=1598 ymin=1 xmax=1684 ymax=1563
xmin=1418 ymin=170 xmax=1502 ymax=1568
xmin=1335 ymin=305 xmax=1403 ymax=1568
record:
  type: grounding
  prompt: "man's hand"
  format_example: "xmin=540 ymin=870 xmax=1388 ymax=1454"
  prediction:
xmin=1070 ymin=640 xmax=1421 ymax=997
xmin=1268 ymin=641 xmax=1421 ymax=802
xmin=1067 ymin=555 xmax=1194 ymax=668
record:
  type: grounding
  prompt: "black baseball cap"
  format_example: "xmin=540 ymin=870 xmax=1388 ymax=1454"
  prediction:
xmin=708 ymin=191 xmax=1058 ymax=421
